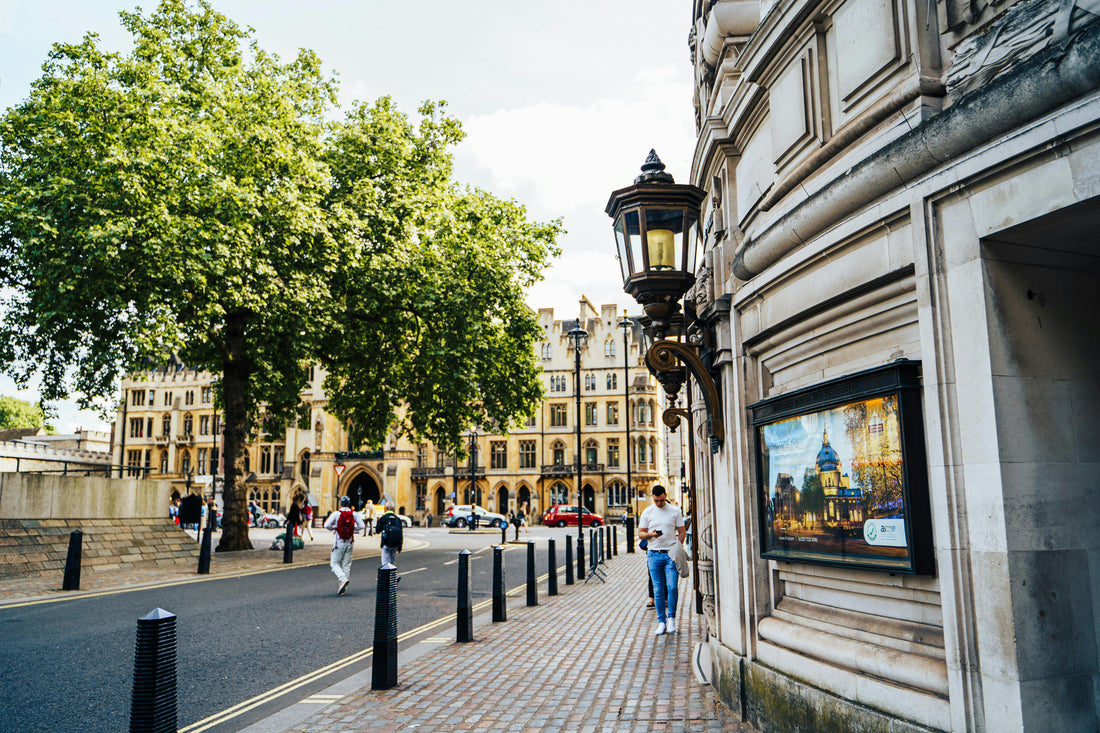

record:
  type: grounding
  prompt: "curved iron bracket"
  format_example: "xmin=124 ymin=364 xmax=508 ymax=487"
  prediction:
xmin=646 ymin=339 xmax=724 ymax=452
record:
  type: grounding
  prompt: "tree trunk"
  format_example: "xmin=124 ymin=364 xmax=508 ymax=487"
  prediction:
xmin=216 ymin=312 xmax=255 ymax=552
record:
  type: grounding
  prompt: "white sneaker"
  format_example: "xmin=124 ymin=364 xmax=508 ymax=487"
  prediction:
xmin=666 ymin=617 xmax=677 ymax=633
xmin=654 ymin=622 xmax=666 ymax=635
xmin=338 ymin=579 xmax=349 ymax=595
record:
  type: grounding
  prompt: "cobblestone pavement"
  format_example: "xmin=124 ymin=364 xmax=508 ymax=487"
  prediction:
xmin=255 ymin=551 xmax=755 ymax=733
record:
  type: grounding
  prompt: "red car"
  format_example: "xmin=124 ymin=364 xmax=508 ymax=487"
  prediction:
xmin=542 ymin=505 xmax=603 ymax=527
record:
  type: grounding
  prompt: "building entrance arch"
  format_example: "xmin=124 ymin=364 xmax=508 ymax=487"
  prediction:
xmin=343 ymin=469 xmax=380 ymax=510
xmin=434 ymin=486 xmax=447 ymax=515
xmin=583 ymin=484 xmax=596 ymax=512
xmin=497 ymin=487 xmax=510 ymax=515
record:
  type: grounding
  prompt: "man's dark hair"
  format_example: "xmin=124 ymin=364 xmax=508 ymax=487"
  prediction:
xmin=652 ymin=485 xmax=667 ymax=497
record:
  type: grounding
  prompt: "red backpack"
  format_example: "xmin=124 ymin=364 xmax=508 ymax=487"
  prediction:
xmin=335 ymin=509 xmax=356 ymax=540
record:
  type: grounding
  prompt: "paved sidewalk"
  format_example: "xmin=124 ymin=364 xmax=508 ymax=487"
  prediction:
xmin=248 ymin=550 xmax=755 ymax=733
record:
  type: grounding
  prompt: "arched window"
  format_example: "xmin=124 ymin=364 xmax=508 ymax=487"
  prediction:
xmin=551 ymin=481 xmax=569 ymax=505
xmin=299 ymin=451 xmax=310 ymax=482
xmin=183 ymin=413 xmax=193 ymax=436
xmin=650 ymin=437 xmax=658 ymax=465
xmin=260 ymin=445 xmax=272 ymax=474
xmin=161 ymin=415 xmax=171 ymax=436
xmin=584 ymin=439 xmax=599 ymax=466
xmin=649 ymin=400 xmax=657 ymax=425
xmin=159 ymin=451 xmax=168 ymax=474
xmin=604 ymin=339 xmax=616 ymax=357
xmin=552 ymin=440 xmax=566 ymax=466
xmin=179 ymin=450 xmax=192 ymax=475
xmin=637 ymin=438 xmax=647 ymax=465
xmin=607 ymin=481 xmax=627 ymax=506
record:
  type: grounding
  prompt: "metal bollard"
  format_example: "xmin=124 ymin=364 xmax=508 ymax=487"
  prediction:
xmin=626 ymin=515 xmax=635 ymax=553
xmin=283 ymin=521 xmax=295 ymax=564
xmin=612 ymin=524 xmax=618 ymax=555
xmin=576 ymin=535 xmax=585 ymax=581
xmin=62 ymin=529 xmax=82 ymax=591
xmin=129 ymin=608 xmax=177 ymax=733
xmin=599 ymin=527 xmax=606 ymax=562
xmin=501 ymin=523 xmax=508 ymax=545
xmin=456 ymin=549 xmax=473 ymax=642
xmin=492 ymin=546 xmax=507 ymax=622
xmin=590 ymin=530 xmax=598 ymax=573
xmin=372 ymin=563 xmax=398 ymax=689
xmin=526 ymin=541 xmax=538 ymax=606
xmin=197 ymin=522 xmax=212 ymax=575
xmin=548 ymin=538 xmax=558 ymax=596
xmin=565 ymin=535 xmax=574 ymax=585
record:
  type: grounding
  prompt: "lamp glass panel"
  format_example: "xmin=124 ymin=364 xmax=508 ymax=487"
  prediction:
xmin=624 ymin=210 xmax=643 ymax=280
xmin=685 ymin=210 xmax=702 ymax=275
xmin=614 ymin=216 xmax=631 ymax=284
xmin=644 ymin=208 xmax=685 ymax=272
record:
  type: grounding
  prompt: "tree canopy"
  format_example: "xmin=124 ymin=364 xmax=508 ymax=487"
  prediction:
xmin=0 ymin=0 xmax=561 ymax=549
xmin=0 ymin=396 xmax=55 ymax=432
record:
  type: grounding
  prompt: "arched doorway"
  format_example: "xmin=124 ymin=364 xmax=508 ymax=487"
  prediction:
xmin=497 ymin=486 xmax=509 ymax=515
xmin=344 ymin=470 xmax=380 ymax=510
xmin=518 ymin=485 xmax=531 ymax=510
xmin=434 ymin=486 xmax=446 ymax=515
xmin=583 ymin=484 xmax=596 ymax=512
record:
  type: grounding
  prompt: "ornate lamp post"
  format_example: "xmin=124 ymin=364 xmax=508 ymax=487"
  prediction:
xmin=617 ymin=313 xmax=634 ymax=517
xmin=468 ymin=428 xmax=479 ymax=506
xmin=567 ymin=320 xmax=588 ymax=543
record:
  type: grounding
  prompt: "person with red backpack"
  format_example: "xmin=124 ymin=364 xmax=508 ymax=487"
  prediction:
xmin=323 ymin=496 xmax=365 ymax=595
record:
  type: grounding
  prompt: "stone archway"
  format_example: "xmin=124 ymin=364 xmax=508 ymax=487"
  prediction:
xmin=583 ymin=484 xmax=596 ymax=513
xmin=497 ymin=486 xmax=510 ymax=515
xmin=434 ymin=486 xmax=447 ymax=515
xmin=343 ymin=468 xmax=381 ymax=510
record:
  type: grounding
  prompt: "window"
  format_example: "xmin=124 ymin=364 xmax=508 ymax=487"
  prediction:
xmin=213 ymin=414 xmax=221 ymax=434
xmin=163 ymin=391 xmax=172 ymax=406
xmin=607 ymin=439 xmax=620 ymax=467
xmin=551 ymin=482 xmax=570 ymax=504
xmin=650 ymin=437 xmax=657 ymax=464
xmin=519 ymin=440 xmax=536 ymax=468
xmin=184 ymin=390 xmax=195 ymax=406
xmin=299 ymin=451 xmax=310 ymax=481
xmin=180 ymin=450 xmax=192 ymax=475
xmin=604 ymin=339 xmax=616 ymax=357
xmin=131 ymin=390 xmax=145 ymax=406
xmin=260 ymin=445 xmax=272 ymax=474
xmin=416 ymin=482 xmax=427 ymax=511
xmin=306 ymin=364 xmax=315 ymax=382
xmin=162 ymin=415 xmax=171 ymax=436
xmin=199 ymin=415 xmax=210 ymax=435
xmin=490 ymin=441 xmax=507 ymax=469
xmin=585 ymin=440 xmax=599 ymax=466
xmin=159 ymin=451 xmax=168 ymax=474
xmin=273 ymin=446 xmax=284 ymax=475
xmin=552 ymin=441 xmax=566 ymax=466
xmin=585 ymin=402 xmax=597 ymax=426
xmin=608 ymin=481 xmax=628 ymax=506
xmin=436 ymin=449 xmax=447 ymax=468
xmin=129 ymin=417 xmax=144 ymax=438
xmin=417 ymin=444 xmax=429 ymax=468
xmin=637 ymin=439 xmax=647 ymax=465
xmin=607 ymin=402 xmax=619 ymax=425
xmin=198 ymin=448 xmax=208 ymax=475
xmin=550 ymin=404 xmax=568 ymax=427
xmin=526 ymin=415 xmax=537 ymax=428
xmin=201 ymin=386 xmax=212 ymax=403
xmin=183 ymin=414 xmax=194 ymax=436
xmin=126 ymin=449 xmax=143 ymax=477
xmin=243 ymin=452 xmax=250 ymax=472
xmin=541 ymin=343 xmax=552 ymax=360
xmin=147 ymin=417 xmax=154 ymax=437
xmin=607 ymin=373 xmax=618 ymax=390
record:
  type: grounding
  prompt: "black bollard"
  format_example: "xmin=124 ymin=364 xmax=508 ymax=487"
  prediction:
xmin=372 ymin=563 xmax=398 ymax=689
xmin=626 ymin=515 xmax=635 ymax=553
xmin=283 ymin=521 xmax=295 ymax=564
xmin=62 ymin=529 xmax=82 ymax=591
xmin=547 ymin=538 xmax=558 ymax=596
xmin=456 ymin=549 xmax=473 ymax=642
xmin=129 ymin=608 xmax=177 ymax=733
xmin=492 ymin=546 xmax=507 ymax=622
xmin=576 ymin=535 xmax=585 ymax=581
xmin=565 ymin=535 xmax=574 ymax=585
xmin=197 ymin=521 xmax=212 ymax=575
xmin=501 ymin=523 xmax=507 ymax=544
xmin=526 ymin=541 xmax=538 ymax=607
xmin=612 ymin=524 xmax=618 ymax=555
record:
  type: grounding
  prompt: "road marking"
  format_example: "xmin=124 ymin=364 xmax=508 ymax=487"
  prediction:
xmin=443 ymin=559 xmax=457 ymax=566
xmin=403 ymin=567 xmax=426 ymax=575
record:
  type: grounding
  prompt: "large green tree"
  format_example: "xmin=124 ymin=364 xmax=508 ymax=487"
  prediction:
xmin=0 ymin=396 xmax=54 ymax=432
xmin=0 ymin=1 xmax=560 ymax=550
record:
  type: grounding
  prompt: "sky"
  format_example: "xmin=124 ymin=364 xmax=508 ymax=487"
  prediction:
xmin=0 ymin=0 xmax=699 ymax=432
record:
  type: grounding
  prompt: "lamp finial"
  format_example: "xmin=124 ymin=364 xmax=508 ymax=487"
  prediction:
xmin=635 ymin=150 xmax=675 ymax=184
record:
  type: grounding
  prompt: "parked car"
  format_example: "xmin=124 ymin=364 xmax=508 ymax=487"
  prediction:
xmin=257 ymin=512 xmax=286 ymax=529
xmin=441 ymin=504 xmax=507 ymax=528
xmin=542 ymin=505 xmax=603 ymax=528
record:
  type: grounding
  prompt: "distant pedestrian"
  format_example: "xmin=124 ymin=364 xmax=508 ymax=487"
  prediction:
xmin=363 ymin=500 xmax=376 ymax=537
xmin=375 ymin=503 xmax=404 ymax=573
xmin=287 ymin=497 xmax=302 ymax=538
xmin=518 ymin=502 xmax=530 ymax=533
xmin=426 ymin=511 xmax=433 ymax=528
xmin=638 ymin=485 xmax=685 ymax=635
xmin=301 ymin=501 xmax=314 ymax=541
xmin=324 ymin=496 xmax=365 ymax=595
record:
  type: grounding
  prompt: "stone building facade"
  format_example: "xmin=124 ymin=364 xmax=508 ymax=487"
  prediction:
xmin=111 ymin=299 xmax=667 ymax=523
xmin=680 ymin=0 xmax=1099 ymax=731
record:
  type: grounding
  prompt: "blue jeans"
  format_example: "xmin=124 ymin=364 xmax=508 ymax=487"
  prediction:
xmin=647 ymin=551 xmax=678 ymax=623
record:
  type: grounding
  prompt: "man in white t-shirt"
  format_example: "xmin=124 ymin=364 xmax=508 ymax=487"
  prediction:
xmin=638 ymin=485 xmax=686 ymax=635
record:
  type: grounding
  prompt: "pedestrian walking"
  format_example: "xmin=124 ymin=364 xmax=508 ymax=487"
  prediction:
xmin=324 ymin=496 xmax=365 ymax=595
xmin=287 ymin=497 xmax=302 ymax=539
xmin=375 ymin=503 xmax=404 ymax=575
xmin=518 ymin=502 xmax=531 ymax=533
xmin=638 ymin=485 xmax=686 ymax=635
xmin=363 ymin=499 xmax=376 ymax=537
xmin=301 ymin=500 xmax=314 ymax=541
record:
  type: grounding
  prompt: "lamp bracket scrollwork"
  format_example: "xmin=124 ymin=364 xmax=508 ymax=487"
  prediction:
xmin=645 ymin=339 xmax=724 ymax=452
xmin=663 ymin=406 xmax=688 ymax=432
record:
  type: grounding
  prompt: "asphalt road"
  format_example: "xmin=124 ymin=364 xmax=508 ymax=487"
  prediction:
xmin=0 ymin=526 xmax=591 ymax=733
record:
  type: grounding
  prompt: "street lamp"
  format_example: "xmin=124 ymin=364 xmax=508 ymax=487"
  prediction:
xmin=468 ymin=428 xmax=479 ymax=506
xmin=606 ymin=150 xmax=724 ymax=451
xmin=617 ymin=312 xmax=634 ymax=517
xmin=567 ymin=320 xmax=588 ymax=544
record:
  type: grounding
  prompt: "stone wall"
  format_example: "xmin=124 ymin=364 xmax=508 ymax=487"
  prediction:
xmin=0 ymin=473 xmax=197 ymax=580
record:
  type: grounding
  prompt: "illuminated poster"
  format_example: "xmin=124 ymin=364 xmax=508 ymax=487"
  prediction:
xmin=749 ymin=362 xmax=934 ymax=574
